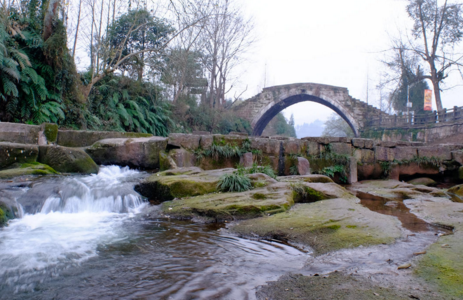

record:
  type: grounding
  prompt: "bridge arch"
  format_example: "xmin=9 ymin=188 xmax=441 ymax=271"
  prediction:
xmin=252 ymin=93 xmax=360 ymax=137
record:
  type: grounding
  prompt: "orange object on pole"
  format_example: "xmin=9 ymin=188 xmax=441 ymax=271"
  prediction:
xmin=424 ymin=89 xmax=432 ymax=111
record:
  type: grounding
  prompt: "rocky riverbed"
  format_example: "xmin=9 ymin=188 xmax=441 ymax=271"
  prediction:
xmin=136 ymin=167 xmax=463 ymax=299
xmin=1 ymin=164 xmax=463 ymax=299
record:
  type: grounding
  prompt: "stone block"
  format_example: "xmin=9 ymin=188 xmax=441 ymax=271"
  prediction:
xmin=169 ymin=149 xmax=196 ymax=168
xmin=251 ymin=138 xmax=269 ymax=154
xmin=379 ymin=141 xmax=397 ymax=148
xmin=284 ymin=140 xmax=301 ymax=155
xmin=240 ymin=152 xmax=253 ymax=167
xmin=200 ymin=135 xmax=213 ymax=150
xmin=361 ymin=149 xmax=375 ymax=164
xmin=57 ymin=130 xmax=152 ymax=147
xmin=394 ymin=147 xmax=418 ymax=161
xmin=305 ymin=141 xmax=320 ymax=156
xmin=297 ymin=157 xmax=311 ymax=175
xmin=168 ymin=133 xmax=200 ymax=150
xmin=192 ymin=131 xmax=211 ymax=135
xmin=0 ymin=122 xmax=41 ymax=145
xmin=339 ymin=137 xmax=352 ymax=143
xmin=348 ymin=156 xmax=358 ymax=184
xmin=375 ymin=146 xmax=394 ymax=161
xmin=418 ymin=146 xmax=452 ymax=161
xmin=229 ymin=131 xmax=248 ymax=136
xmin=364 ymin=139 xmax=375 ymax=149
xmin=268 ymin=139 xmax=281 ymax=156
xmin=213 ymin=134 xmax=247 ymax=146
xmin=0 ymin=143 xmax=39 ymax=168
xmin=85 ymin=137 xmax=167 ymax=169
xmin=38 ymin=145 xmax=99 ymax=174
xmin=352 ymin=138 xmax=365 ymax=149
xmin=331 ymin=142 xmax=352 ymax=156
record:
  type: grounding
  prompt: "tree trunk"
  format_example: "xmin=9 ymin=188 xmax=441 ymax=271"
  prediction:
xmin=429 ymin=60 xmax=443 ymax=111
xmin=72 ymin=0 xmax=83 ymax=58
xmin=42 ymin=0 xmax=60 ymax=41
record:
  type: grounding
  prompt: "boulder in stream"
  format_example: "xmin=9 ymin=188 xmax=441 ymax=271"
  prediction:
xmin=85 ymin=137 xmax=167 ymax=169
xmin=38 ymin=145 xmax=99 ymax=174
xmin=0 ymin=142 xmax=39 ymax=168
xmin=407 ymin=177 xmax=437 ymax=187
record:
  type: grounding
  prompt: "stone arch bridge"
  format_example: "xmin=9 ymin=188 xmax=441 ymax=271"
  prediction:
xmin=233 ymin=83 xmax=382 ymax=137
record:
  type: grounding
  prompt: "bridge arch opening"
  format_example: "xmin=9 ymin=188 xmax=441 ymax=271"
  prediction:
xmin=252 ymin=94 xmax=359 ymax=137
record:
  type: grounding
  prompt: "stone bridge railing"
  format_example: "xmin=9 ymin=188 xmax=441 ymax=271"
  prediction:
xmin=365 ymin=106 xmax=463 ymax=129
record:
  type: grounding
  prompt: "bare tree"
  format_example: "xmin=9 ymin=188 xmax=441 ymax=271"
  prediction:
xmin=198 ymin=0 xmax=255 ymax=108
xmin=397 ymin=0 xmax=463 ymax=111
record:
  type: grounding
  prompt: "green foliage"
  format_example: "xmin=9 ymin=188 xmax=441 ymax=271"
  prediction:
xmin=262 ymin=112 xmax=296 ymax=137
xmin=248 ymin=163 xmax=277 ymax=179
xmin=320 ymin=165 xmax=348 ymax=183
xmin=217 ymin=173 xmax=252 ymax=192
xmin=307 ymin=143 xmax=350 ymax=182
xmin=86 ymin=75 xmax=172 ymax=136
xmin=171 ymin=95 xmax=252 ymax=135
xmin=289 ymin=165 xmax=299 ymax=175
xmin=0 ymin=4 xmax=83 ymax=126
xmin=205 ymin=142 xmax=242 ymax=160
xmin=322 ymin=113 xmax=354 ymax=137
xmin=107 ymin=9 xmax=173 ymax=79
xmin=290 ymin=183 xmax=326 ymax=203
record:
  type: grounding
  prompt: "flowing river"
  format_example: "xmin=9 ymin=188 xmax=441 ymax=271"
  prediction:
xmin=0 ymin=166 xmax=306 ymax=300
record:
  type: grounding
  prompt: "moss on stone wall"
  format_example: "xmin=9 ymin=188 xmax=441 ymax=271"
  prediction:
xmin=44 ymin=123 xmax=58 ymax=143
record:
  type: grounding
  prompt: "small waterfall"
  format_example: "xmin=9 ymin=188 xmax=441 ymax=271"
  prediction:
xmin=39 ymin=166 xmax=145 ymax=214
xmin=0 ymin=166 xmax=149 ymax=292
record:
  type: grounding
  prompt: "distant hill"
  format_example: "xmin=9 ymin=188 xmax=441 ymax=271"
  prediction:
xmin=295 ymin=119 xmax=325 ymax=139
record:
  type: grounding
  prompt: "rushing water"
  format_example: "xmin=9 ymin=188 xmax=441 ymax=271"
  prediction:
xmin=0 ymin=166 xmax=306 ymax=300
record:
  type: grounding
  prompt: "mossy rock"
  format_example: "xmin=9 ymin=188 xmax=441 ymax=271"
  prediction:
xmin=135 ymin=168 xmax=234 ymax=201
xmin=0 ymin=162 xmax=58 ymax=179
xmin=0 ymin=207 xmax=6 ymax=226
xmin=230 ymin=197 xmax=403 ymax=255
xmin=0 ymin=142 xmax=39 ymax=169
xmin=0 ymin=203 xmax=16 ymax=226
xmin=447 ymin=184 xmax=463 ymax=203
xmin=278 ymin=174 xmax=334 ymax=183
xmin=43 ymin=123 xmax=58 ymax=144
xmin=407 ymin=177 xmax=437 ymax=187
xmin=38 ymin=145 xmax=99 ymax=174
xmin=404 ymin=197 xmax=463 ymax=298
xmin=160 ymin=181 xmax=295 ymax=221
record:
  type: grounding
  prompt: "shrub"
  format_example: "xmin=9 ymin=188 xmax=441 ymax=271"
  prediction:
xmin=217 ymin=173 xmax=252 ymax=192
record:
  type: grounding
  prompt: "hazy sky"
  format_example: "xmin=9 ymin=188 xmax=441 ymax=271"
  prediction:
xmin=233 ymin=0 xmax=463 ymax=126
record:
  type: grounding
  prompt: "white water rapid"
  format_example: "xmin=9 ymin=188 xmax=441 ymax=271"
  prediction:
xmin=0 ymin=166 xmax=148 ymax=293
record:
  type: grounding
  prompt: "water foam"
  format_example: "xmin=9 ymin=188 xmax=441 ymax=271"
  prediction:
xmin=0 ymin=166 xmax=147 ymax=291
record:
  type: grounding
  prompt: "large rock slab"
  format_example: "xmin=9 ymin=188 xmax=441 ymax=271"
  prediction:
xmin=0 ymin=143 xmax=39 ymax=168
xmin=0 ymin=162 xmax=58 ymax=179
xmin=0 ymin=122 xmax=41 ymax=144
xmin=57 ymin=130 xmax=152 ymax=147
xmin=38 ymin=145 xmax=99 ymax=174
xmin=230 ymin=196 xmax=403 ymax=255
xmin=134 ymin=168 xmax=234 ymax=201
xmin=160 ymin=181 xmax=295 ymax=221
xmin=405 ymin=196 xmax=463 ymax=298
xmin=85 ymin=137 xmax=167 ymax=169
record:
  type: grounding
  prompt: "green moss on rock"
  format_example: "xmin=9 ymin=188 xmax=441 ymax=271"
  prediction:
xmin=230 ymin=197 xmax=403 ymax=255
xmin=0 ymin=162 xmax=59 ymax=179
xmin=160 ymin=182 xmax=295 ymax=221
xmin=38 ymin=145 xmax=99 ymax=174
xmin=43 ymin=123 xmax=58 ymax=143
xmin=0 ymin=208 xmax=6 ymax=226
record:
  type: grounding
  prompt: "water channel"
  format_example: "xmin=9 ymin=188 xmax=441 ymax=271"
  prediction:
xmin=0 ymin=167 xmax=451 ymax=299
xmin=0 ymin=167 xmax=305 ymax=300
